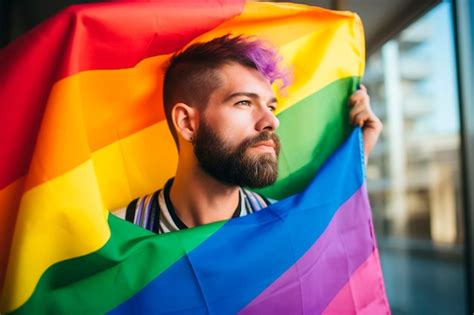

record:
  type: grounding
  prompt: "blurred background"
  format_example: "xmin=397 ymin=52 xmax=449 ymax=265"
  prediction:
xmin=1 ymin=0 xmax=473 ymax=314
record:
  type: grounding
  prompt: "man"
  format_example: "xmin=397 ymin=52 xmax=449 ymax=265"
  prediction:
xmin=114 ymin=34 xmax=382 ymax=234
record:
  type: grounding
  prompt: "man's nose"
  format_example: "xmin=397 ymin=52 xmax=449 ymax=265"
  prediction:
xmin=255 ymin=107 xmax=280 ymax=132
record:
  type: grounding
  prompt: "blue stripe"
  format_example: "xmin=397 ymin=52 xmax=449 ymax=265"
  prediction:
xmin=109 ymin=128 xmax=364 ymax=314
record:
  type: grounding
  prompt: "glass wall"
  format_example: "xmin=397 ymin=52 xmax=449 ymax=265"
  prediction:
xmin=364 ymin=2 xmax=467 ymax=314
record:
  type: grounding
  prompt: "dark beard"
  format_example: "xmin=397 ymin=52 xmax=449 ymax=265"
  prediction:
xmin=194 ymin=119 xmax=280 ymax=188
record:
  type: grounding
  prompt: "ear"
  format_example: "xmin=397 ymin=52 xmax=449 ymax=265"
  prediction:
xmin=171 ymin=103 xmax=198 ymax=143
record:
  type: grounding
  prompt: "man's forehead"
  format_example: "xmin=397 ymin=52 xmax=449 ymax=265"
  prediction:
xmin=215 ymin=63 xmax=276 ymax=101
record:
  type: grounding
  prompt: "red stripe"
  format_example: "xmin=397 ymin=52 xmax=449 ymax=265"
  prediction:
xmin=0 ymin=0 xmax=244 ymax=189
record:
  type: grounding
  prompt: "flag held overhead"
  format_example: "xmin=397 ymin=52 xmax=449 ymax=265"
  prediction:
xmin=0 ymin=1 xmax=389 ymax=314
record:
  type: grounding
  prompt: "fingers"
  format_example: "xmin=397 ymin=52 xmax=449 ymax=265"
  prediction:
xmin=349 ymin=102 xmax=366 ymax=121
xmin=351 ymin=110 xmax=371 ymax=127
xmin=348 ymin=88 xmax=370 ymax=108
xmin=348 ymin=84 xmax=377 ymax=127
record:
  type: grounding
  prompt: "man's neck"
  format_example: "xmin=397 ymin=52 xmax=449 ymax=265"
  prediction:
xmin=169 ymin=163 xmax=240 ymax=228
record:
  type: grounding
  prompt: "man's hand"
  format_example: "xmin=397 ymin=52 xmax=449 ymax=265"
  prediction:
xmin=348 ymin=84 xmax=383 ymax=165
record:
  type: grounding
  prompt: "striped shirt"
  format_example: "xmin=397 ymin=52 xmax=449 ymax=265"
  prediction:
xmin=125 ymin=178 xmax=273 ymax=234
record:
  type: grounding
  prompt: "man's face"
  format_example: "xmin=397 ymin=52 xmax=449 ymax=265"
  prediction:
xmin=193 ymin=63 xmax=281 ymax=188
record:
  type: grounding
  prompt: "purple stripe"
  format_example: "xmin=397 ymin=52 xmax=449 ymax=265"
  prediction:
xmin=239 ymin=185 xmax=375 ymax=315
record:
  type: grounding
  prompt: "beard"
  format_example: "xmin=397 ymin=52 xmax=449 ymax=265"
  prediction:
xmin=194 ymin=119 xmax=280 ymax=188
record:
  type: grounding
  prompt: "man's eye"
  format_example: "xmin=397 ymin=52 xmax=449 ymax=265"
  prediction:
xmin=236 ymin=100 xmax=251 ymax=106
xmin=268 ymin=105 xmax=277 ymax=112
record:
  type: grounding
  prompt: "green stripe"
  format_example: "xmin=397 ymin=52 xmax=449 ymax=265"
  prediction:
xmin=10 ymin=215 xmax=225 ymax=315
xmin=256 ymin=76 xmax=360 ymax=199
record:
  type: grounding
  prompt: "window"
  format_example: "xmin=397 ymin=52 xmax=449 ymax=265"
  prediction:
xmin=364 ymin=2 xmax=466 ymax=314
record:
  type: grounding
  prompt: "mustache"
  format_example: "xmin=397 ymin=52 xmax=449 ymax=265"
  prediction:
xmin=239 ymin=131 xmax=281 ymax=154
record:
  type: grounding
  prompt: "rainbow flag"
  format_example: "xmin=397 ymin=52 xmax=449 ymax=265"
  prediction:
xmin=0 ymin=0 xmax=390 ymax=313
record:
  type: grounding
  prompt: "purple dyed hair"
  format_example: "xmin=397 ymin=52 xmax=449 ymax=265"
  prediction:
xmin=240 ymin=37 xmax=291 ymax=89
xmin=163 ymin=34 xmax=290 ymax=147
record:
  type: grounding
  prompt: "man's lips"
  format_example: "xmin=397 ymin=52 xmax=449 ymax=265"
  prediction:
xmin=250 ymin=140 xmax=276 ymax=153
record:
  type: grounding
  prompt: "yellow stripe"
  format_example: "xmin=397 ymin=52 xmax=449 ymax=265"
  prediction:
xmin=275 ymin=14 xmax=364 ymax=114
xmin=0 ymin=178 xmax=24 ymax=295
